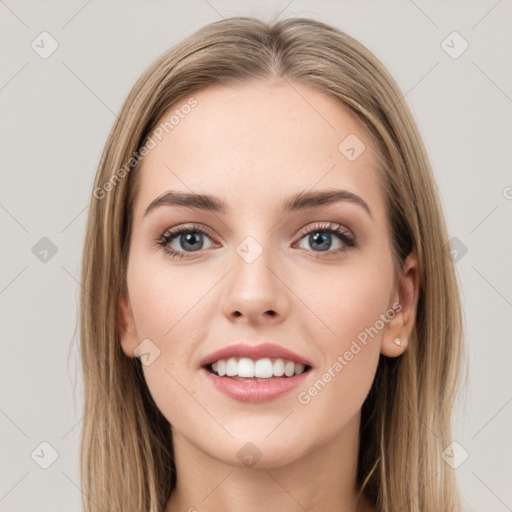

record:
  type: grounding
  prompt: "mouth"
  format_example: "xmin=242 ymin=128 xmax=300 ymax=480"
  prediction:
xmin=199 ymin=342 xmax=313 ymax=402
xmin=203 ymin=357 xmax=312 ymax=382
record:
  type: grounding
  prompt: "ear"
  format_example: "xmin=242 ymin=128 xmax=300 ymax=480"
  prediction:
xmin=381 ymin=252 xmax=419 ymax=357
xmin=119 ymin=294 xmax=139 ymax=358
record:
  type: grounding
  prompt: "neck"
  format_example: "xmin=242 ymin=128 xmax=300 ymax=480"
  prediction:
xmin=165 ymin=412 xmax=375 ymax=512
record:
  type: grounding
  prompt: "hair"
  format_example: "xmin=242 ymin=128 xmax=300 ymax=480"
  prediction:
xmin=79 ymin=15 xmax=467 ymax=512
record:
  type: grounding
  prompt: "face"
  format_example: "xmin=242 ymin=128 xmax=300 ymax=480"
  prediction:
xmin=119 ymin=78 xmax=417 ymax=468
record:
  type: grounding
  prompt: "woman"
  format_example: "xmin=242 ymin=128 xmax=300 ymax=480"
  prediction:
xmin=79 ymin=15 xmax=465 ymax=512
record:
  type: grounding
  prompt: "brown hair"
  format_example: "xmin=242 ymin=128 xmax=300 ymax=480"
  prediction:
xmin=79 ymin=15 xmax=466 ymax=511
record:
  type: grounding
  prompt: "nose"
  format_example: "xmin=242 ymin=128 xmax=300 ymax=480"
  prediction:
xmin=221 ymin=241 xmax=290 ymax=326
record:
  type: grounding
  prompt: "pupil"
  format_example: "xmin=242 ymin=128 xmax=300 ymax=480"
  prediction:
xmin=310 ymin=232 xmax=330 ymax=251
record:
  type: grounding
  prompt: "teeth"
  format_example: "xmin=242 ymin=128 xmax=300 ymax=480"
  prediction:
xmin=273 ymin=358 xmax=285 ymax=376
xmin=226 ymin=357 xmax=238 ymax=376
xmin=284 ymin=361 xmax=295 ymax=377
xmin=238 ymin=357 xmax=255 ymax=377
xmin=255 ymin=358 xmax=273 ymax=378
xmin=208 ymin=357 xmax=308 ymax=378
xmin=294 ymin=363 xmax=305 ymax=375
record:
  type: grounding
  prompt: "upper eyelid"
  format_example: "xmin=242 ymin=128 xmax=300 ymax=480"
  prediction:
xmin=162 ymin=223 xmax=215 ymax=237
xmin=296 ymin=221 xmax=353 ymax=237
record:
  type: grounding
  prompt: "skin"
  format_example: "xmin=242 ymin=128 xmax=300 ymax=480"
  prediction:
xmin=119 ymin=78 xmax=419 ymax=512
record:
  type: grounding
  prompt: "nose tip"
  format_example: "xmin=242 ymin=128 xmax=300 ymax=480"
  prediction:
xmin=223 ymin=253 xmax=289 ymax=324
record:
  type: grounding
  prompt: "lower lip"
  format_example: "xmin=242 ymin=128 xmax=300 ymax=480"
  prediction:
xmin=200 ymin=367 xmax=311 ymax=403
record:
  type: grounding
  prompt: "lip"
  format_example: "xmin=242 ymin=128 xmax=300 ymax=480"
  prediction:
xmin=199 ymin=342 xmax=313 ymax=368
xmin=200 ymin=366 xmax=311 ymax=403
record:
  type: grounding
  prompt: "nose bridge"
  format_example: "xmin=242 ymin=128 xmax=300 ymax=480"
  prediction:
xmin=221 ymin=232 xmax=289 ymax=322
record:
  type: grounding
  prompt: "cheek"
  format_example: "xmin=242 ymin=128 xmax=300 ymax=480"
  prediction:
xmin=285 ymin=255 xmax=392 ymax=420
xmin=295 ymin=348 xmax=379 ymax=441
xmin=129 ymin=257 xmax=216 ymax=342
xmin=127 ymin=260 xmax=219 ymax=427
xmin=296 ymin=253 xmax=393 ymax=400
xmin=303 ymin=252 xmax=394 ymax=351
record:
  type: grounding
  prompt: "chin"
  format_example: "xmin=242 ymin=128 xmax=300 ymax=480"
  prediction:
xmin=199 ymin=432 xmax=314 ymax=470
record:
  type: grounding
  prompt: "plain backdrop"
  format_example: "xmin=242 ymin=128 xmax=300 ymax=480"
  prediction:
xmin=1 ymin=1 xmax=511 ymax=511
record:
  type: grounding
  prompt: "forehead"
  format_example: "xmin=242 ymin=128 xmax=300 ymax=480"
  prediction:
xmin=132 ymin=79 xmax=385 ymax=222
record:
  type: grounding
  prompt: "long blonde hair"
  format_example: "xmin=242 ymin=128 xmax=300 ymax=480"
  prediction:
xmin=79 ymin=15 xmax=466 ymax=512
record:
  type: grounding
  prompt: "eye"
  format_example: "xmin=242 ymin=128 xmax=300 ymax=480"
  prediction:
xmin=295 ymin=222 xmax=357 ymax=255
xmin=157 ymin=223 xmax=217 ymax=260
xmin=157 ymin=221 xmax=357 ymax=261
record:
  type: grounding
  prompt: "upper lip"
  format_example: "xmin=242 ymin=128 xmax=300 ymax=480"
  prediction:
xmin=200 ymin=342 xmax=313 ymax=368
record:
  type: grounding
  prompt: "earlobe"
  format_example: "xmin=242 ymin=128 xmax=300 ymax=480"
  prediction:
xmin=381 ymin=252 xmax=419 ymax=358
xmin=381 ymin=334 xmax=409 ymax=357
xmin=119 ymin=294 xmax=138 ymax=358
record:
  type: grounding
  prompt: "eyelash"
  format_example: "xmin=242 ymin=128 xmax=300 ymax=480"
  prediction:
xmin=156 ymin=222 xmax=357 ymax=260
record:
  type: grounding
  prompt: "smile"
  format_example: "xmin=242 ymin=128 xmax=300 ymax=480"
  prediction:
xmin=199 ymin=342 xmax=313 ymax=403
xmin=207 ymin=357 xmax=310 ymax=380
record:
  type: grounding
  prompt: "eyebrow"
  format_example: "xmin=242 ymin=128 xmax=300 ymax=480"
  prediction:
xmin=143 ymin=189 xmax=372 ymax=219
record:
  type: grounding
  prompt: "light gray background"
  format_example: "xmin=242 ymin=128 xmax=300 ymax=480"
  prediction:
xmin=1 ymin=1 xmax=511 ymax=511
